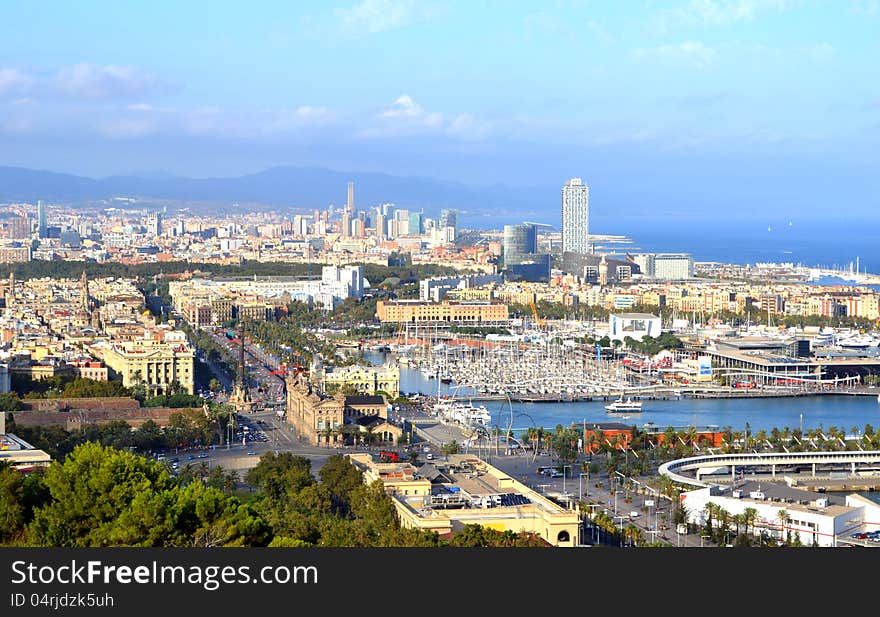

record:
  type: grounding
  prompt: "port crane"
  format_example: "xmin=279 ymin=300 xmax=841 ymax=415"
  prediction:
xmin=522 ymin=282 xmax=546 ymax=328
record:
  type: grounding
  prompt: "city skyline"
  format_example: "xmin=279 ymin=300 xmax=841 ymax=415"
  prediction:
xmin=0 ymin=2 xmax=879 ymax=221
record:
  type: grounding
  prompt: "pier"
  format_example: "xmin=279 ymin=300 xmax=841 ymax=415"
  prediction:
xmin=432 ymin=387 xmax=870 ymax=403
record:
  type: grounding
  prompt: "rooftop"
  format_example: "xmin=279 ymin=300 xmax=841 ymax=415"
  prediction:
xmin=611 ymin=313 xmax=659 ymax=319
xmin=708 ymin=480 xmax=855 ymax=517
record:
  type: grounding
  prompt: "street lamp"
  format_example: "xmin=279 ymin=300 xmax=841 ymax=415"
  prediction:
xmin=614 ymin=515 xmax=628 ymax=547
xmin=562 ymin=464 xmax=571 ymax=495
xmin=579 ymin=472 xmax=588 ymax=499
xmin=613 ymin=480 xmax=619 ymax=515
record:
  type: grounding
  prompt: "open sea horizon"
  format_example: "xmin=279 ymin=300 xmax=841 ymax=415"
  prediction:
xmin=460 ymin=213 xmax=880 ymax=274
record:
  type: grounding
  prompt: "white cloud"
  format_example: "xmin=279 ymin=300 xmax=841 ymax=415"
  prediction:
xmin=685 ymin=0 xmax=794 ymax=24
xmin=293 ymin=105 xmax=332 ymax=119
xmin=335 ymin=0 xmax=443 ymax=34
xmin=381 ymin=94 xmax=425 ymax=118
xmin=633 ymin=41 xmax=717 ymax=68
xmin=55 ymin=63 xmax=165 ymax=99
xmin=0 ymin=68 xmax=34 ymax=96
xmin=357 ymin=94 xmax=492 ymax=140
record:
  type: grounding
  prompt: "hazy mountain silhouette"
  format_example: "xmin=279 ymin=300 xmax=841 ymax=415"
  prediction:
xmin=0 ymin=165 xmax=553 ymax=218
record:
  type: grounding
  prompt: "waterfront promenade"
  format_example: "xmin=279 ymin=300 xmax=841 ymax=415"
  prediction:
xmin=417 ymin=384 xmax=880 ymax=403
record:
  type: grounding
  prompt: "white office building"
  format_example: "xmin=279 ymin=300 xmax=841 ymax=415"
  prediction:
xmin=561 ymin=178 xmax=590 ymax=254
xmin=634 ymin=253 xmax=693 ymax=280
xmin=682 ymin=482 xmax=879 ymax=547
xmin=609 ymin=313 xmax=661 ymax=342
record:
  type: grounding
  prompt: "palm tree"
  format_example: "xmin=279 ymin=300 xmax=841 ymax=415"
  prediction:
xmin=777 ymin=509 xmax=789 ymax=544
xmin=731 ymin=430 xmax=744 ymax=452
xmin=684 ymin=426 xmax=698 ymax=452
xmin=755 ymin=429 xmax=768 ymax=450
xmin=731 ymin=513 xmax=743 ymax=538
xmin=703 ymin=502 xmax=718 ymax=535
xmin=584 ymin=431 xmax=598 ymax=459
xmin=716 ymin=506 xmax=731 ymax=545
xmin=624 ymin=524 xmax=644 ymax=547
xmin=742 ymin=507 xmax=758 ymax=539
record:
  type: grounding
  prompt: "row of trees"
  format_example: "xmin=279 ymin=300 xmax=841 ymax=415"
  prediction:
xmin=0 ymin=444 xmax=550 ymax=547
xmin=9 ymin=374 xmax=213 ymax=409
xmin=10 ymin=375 xmax=133 ymax=400
xmin=5 ymin=411 xmax=222 ymax=461
xmin=521 ymin=421 xmax=880 ymax=477
xmin=701 ymin=502 xmax=804 ymax=547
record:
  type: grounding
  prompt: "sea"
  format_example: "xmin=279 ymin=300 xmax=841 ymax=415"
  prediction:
xmin=460 ymin=213 xmax=880 ymax=274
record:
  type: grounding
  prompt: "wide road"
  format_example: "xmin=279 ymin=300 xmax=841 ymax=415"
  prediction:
xmin=203 ymin=327 xmax=286 ymax=408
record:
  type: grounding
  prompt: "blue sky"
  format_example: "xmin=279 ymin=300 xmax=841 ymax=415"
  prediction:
xmin=1 ymin=1 xmax=879 ymax=218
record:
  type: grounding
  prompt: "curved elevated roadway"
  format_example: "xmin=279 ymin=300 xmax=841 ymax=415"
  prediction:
xmin=659 ymin=450 xmax=880 ymax=488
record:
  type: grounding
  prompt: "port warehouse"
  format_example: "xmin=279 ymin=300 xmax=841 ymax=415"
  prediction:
xmin=699 ymin=338 xmax=880 ymax=384
xmin=348 ymin=453 xmax=580 ymax=547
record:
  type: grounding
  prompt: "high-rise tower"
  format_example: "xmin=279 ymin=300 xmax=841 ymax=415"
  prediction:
xmin=346 ymin=181 xmax=355 ymax=213
xmin=37 ymin=200 xmax=47 ymax=239
xmin=502 ymin=223 xmax=538 ymax=266
xmin=561 ymin=178 xmax=590 ymax=254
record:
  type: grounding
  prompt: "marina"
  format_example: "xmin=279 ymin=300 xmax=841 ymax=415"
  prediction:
xmin=362 ymin=350 xmax=880 ymax=435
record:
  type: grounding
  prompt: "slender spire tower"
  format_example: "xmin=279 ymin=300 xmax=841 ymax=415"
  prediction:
xmin=238 ymin=332 xmax=247 ymax=393
xmin=80 ymin=270 xmax=90 ymax=311
xmin=228 ymin=326 xmax=253 ymax=414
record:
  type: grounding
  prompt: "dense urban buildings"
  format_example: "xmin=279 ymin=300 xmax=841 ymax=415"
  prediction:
xmin=168 ymin=265 xmax=365 ymax=320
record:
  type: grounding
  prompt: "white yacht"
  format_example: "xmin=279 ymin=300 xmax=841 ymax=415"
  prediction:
xmin=605 ymin=397 xmax=643 ymax=413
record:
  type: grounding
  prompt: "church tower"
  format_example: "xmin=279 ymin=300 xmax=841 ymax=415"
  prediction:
xmin=80 ymin=270 xmax=90 ymax=312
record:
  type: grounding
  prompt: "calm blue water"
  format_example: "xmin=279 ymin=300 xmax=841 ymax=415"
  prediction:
xmin=459 ymin=214 xmax=880 ymax=273
xmin=368 ymin=352 xmax=880 ymax=435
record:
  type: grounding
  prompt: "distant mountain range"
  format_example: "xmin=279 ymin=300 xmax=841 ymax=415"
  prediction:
xmin=0 ymin=165 xmax=554 ymax=222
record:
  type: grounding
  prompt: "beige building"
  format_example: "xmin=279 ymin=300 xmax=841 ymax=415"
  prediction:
xmin=348 ymin=453 xmax=580 ymax=547
xmin=285 ymin=372 xmax=401 ymax=446
xmin=318 ymin=363 xmax=400 ymax=398
xmin=376 ymin=300 xmax=508 ymax=324
xmin=93 ymin=329 xmax=194 ymax=395
xmin=0 ymin=244 xmax=31 ymax=263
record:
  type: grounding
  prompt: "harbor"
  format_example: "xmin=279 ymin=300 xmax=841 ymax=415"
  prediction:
xmin=362 ymin=350 xmax=880 ymax=435
xmin=376 ymin=335 xmax=880 ymax=403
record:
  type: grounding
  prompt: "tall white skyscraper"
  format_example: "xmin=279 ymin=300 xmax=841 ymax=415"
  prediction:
xmin=561 ymin=178 xmax=589 ymax=254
